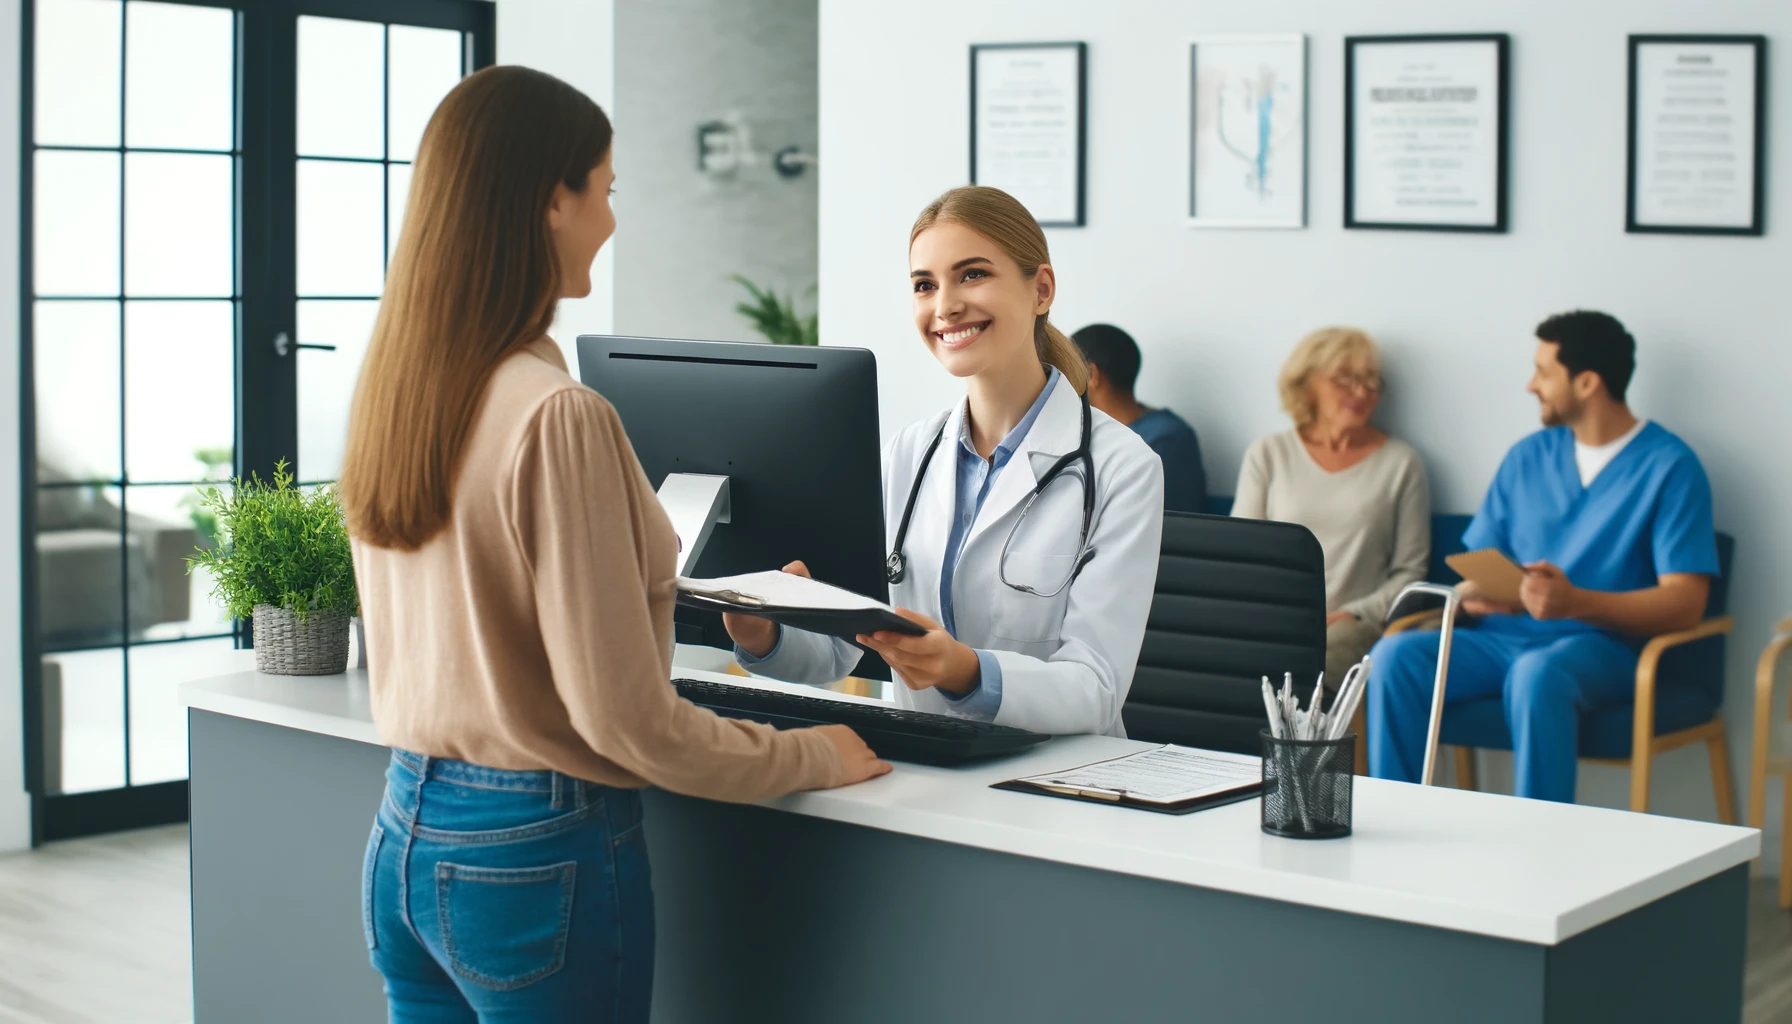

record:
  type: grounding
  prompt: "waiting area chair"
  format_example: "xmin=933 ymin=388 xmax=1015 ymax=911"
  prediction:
xmin=1123 ymin=511 xmax=1327 ymax=755
xmin=1748 ymin=616 xmax=1792 ymax=907
xmin=1383 ymin=522 xmax=1737 ymax=822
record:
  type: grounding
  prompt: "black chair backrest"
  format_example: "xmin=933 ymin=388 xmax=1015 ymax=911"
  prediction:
xmin=1124 ymin=512 xmax=1327 ymax=754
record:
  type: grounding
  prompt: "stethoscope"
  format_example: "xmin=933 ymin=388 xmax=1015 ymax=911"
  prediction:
xmin=885 ymin=392 xmax=1097 ymax=598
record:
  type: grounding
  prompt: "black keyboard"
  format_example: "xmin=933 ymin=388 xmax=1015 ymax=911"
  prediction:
xmin=674 ymin=678 xmax=1051 ymax=766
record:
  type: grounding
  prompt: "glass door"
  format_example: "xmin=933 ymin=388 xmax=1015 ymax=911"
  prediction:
xmin=22 ymin=0 xmax=493 ymax=842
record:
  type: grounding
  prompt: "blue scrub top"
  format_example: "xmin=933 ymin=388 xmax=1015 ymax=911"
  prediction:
xmin=1461 ymin=422 xmax=1718 ymax=642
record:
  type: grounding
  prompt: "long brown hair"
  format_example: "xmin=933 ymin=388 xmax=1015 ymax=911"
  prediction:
xmin=909 ymin=186 xmax=1089 ymax=393
xmin=339 ymin=66 xmax=613 ymax=550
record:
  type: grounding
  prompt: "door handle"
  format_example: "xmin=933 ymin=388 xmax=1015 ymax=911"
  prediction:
xmin=273 ymin=331 xmax=291 ymax=358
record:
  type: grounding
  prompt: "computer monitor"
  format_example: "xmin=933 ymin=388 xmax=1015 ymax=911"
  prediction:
xmin=576 ymin=335 xmax=888 ymax=671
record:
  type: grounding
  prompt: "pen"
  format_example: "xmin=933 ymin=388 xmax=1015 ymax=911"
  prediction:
xmin=1037 ymin=783 xmax=1124 ymax=801
xmin=1262 ymin=677 xmax=1285 ymax=738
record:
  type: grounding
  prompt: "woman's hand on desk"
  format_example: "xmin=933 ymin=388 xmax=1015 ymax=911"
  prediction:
xmin=722 ymin=560 xmax=812 ymax=659
xmin=856 ymin=610 xmax=981 ymax=696
xmin=813 ymin=725 xmax=893 ymax=785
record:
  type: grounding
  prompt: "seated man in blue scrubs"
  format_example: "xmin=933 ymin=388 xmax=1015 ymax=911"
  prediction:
xmin=1368 ymin=310 xmax=1718 ymax=803
xmin=1072 ymin=323 xmax=1207 ymax=512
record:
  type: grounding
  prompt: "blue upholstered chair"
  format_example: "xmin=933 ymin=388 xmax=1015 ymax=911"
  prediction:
xmin=1386 ymin=516 xmax=1737 ymax=821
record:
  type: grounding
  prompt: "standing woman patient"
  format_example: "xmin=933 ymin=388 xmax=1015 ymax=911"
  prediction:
xmin=725 ymin=186 xmax=1166 ymax=737
xmin=340 ymin=66 xmax=886 ymax=1023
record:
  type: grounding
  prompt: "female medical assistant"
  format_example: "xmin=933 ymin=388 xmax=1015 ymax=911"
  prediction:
xmin=726 ymin=186 xmax=1165 ymax=737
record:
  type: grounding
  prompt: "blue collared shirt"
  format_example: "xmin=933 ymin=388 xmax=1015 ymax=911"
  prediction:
xmin=935 ymin=366 xmax=1061 ymax=720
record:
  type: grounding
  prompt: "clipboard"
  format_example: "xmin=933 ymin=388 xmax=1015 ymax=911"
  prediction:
xmin=675 ymin=593 xmax=927 ymax=641
xmin=1444 ymin=548 xmax=1527 ymax=607
xmin=991 ymin=745 xmax=1264 ymax=816
xmin=989 ymin=778 xmax=1261 ymax=816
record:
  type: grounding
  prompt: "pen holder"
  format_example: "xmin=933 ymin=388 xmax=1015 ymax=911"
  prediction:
xmin=1261 ymin=730 xmax=1354 ymax=840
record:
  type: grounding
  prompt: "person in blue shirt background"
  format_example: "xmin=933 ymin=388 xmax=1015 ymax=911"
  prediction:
xmin=1072 ymin=324 xmax=1208 ymax=513
xmin=1367 ymin=310 xmax=1720 ymax=803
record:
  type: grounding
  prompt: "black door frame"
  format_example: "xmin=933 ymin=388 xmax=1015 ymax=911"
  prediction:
xmin=18 ymin=0 xmax=494 ymax=844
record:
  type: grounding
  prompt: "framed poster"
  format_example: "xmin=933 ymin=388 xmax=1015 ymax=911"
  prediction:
xmin=1188 ymin=34 xmax=1307 ymax=229
xmin=971 ymin=42 xmax=1087 ymax=227
xmin=1345 ymin=34 xmax=1510 ymax=232
xmin=1627 ymin=35 xmax=1766 ymax=236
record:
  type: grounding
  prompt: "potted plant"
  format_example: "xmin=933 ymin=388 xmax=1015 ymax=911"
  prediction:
xmin=731 ymin=274 xmax=819 ymax=346
xmin=186 ymin=459 xmax=359 ymax=675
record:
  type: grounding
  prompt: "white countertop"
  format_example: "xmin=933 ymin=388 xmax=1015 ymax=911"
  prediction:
xmin=181 ymin=655 xmax=1759 ymax=946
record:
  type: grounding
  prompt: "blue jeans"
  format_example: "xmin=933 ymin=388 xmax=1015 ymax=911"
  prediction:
xmin=364 ymin=750 xmax=654 ymax=1022
xmin=1367 ymin=627 xmax=1638 ymax=803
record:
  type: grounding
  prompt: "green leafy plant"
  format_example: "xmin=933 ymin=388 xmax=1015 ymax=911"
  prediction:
xmin=182 ymin=445 xmax=235 ymax=548
xmin=731 ymin=274 xmax=819 ymax=346
xmin=185 ymin=459 xmax=358 ymax=622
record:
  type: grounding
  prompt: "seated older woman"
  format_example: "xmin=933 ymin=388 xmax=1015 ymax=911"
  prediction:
xmin=1233 ymin=327 xmax=1431 ymax=690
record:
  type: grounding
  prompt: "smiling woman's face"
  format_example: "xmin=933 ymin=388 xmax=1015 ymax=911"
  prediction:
xmin=909 ymin=220 xmax=1051 ymax=379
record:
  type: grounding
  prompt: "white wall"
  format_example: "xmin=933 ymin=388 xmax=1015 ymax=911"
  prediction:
xmin=820 ymin=0 xmax=1792 ymax=849
xmin=1 ymin=0 xmax=29 ymax=854
xmin=496 ymin=0 xmax=616 ymax=366
xmin=613 ymin=0 xmax=818 ymax=343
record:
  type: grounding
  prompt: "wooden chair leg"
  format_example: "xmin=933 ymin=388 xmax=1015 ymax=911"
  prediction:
xmin=1780 ymin=778 xmax=1792 ymax=910
xmin=1453 ymin=746 xmax=1477 ymax=791
xmin=1706 ymin=726 xmax=1737 ymax=826
xmin=1630 ymin=745 xmax=1653 ymax=814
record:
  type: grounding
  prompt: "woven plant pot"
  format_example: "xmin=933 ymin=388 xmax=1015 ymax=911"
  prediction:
xmin=252 ymin=604 xmax=351 ymax=676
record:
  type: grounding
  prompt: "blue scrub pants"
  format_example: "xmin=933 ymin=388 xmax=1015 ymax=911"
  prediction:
xmin=1367 ymin=627 xmax=1638 ymax=803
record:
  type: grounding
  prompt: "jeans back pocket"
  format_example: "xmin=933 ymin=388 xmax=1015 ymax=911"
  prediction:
xmin=361 ymin=824 xmax=384 ymax=950
xmin=435 ymin=861 xmax=578 ymax=991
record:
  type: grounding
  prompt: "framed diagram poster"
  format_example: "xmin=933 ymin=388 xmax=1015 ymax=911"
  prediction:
xmin=1627 ymin=35 xmax=1766 ymax=236
xmin=1345 ymin=34 xmax=1510 ymax=232
xmin=1188 ymin=35 xmax=1307 ymax=229
xmin=971 ymin=42 xmax=1087 ymax=227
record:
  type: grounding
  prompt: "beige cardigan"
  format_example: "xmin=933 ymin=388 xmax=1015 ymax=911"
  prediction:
xmin=351 ymin=338 xmax=843 ymax=801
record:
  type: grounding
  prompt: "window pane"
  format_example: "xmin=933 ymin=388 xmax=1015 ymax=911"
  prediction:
xmin=387 ymin=25 xmax=462 ymax=163
xmin=124 ymin=300 xmax=233 ymax=482
xmin=387 ymin=161 xmax=411 ymax=263
xmin=125 ymin=1 xmax=234 ymax=151
xmin=297 ymin=159 xmax=384 ymax=297
xmin=125 ymin=152 xmax=233 ymax=297
xmin=131 ymin=637 xmax=241 ymax=785
xmin=35 ymin=300 xmax=121 ymax=483
xmin=38 ymin=483 xmax=124 ymax=651
xmin=297 ymin=16 xmax=384 ymax=159
xmin=34 ymin=150 xmax=121 ymax=297
xmin=131 ymin=483 xmax=232 ymax=642
xmin=34 ymin=0 xmax=121 ymax=147
xmin=43 ymin=647 xmax=125 ymax=794
xmin=298 ymin=300 xmax=378 ymax=481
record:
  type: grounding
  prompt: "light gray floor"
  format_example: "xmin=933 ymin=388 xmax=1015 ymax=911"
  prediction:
xmin=2 ymin=823 xmax=1791 ymax=1023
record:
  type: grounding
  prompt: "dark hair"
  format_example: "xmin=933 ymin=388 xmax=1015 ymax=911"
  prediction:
xmin=1071 ymin=323 xmax=1142 ymax=394
xmin=342 ymin=65 xmax=613 ymax=550
xmin=1535 ymin=310 xmax=1636 ymax=403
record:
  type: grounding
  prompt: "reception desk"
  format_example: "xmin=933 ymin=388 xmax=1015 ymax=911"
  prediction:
xmin=182 ymin=657 xmax=1758 ymax=1023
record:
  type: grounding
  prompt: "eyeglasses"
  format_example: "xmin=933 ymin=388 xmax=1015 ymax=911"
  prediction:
xmin=1329 ymin=372 xmax=1383 ymax=395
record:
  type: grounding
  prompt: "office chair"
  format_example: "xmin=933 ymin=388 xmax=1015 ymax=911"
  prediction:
xmin=1383 ymin=532 xmax=1737 ymax=823
xmin=1123 ymin=512 xmax=1327 ymax=755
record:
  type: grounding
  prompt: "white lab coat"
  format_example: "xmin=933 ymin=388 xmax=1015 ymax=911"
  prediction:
xmin=747 ymin=372 xmax=1165 ymax=736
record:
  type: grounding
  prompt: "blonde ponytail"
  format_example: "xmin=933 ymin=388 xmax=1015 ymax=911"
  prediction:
xmin=1036 ymin=318 xmax=1089 ymax=393
xmin=911 ymin=185 xmax=1088 ymax=395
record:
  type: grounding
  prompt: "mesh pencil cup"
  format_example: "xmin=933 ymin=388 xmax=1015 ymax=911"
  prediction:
xmin=1261 ymin=730 xmax=1354 ymax=839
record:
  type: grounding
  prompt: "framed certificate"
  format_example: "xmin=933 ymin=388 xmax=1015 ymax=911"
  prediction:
xmin=971 ymin=42 xmax=1087 ymax=227
xmin=1627 ymin=35 xmax=1766 ymax=236
xmin=1344 ymin=34 xmax=1510 ymax=232
xmin=1188 ymin=34 xmax=1307 ymax=229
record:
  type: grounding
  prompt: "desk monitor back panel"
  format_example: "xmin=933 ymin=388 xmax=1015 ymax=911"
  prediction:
xmin=577 ymin=335 xmax=888 ymax=674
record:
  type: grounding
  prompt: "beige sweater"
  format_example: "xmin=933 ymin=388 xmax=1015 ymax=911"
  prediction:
xmin=351 ymin=339 xmax=843 ymax=801
xmin=1233 ymin=429 xmax=1431 ymax=625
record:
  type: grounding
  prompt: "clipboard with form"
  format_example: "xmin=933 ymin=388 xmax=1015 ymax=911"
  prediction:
xmin=993 ymin=745 xmax=1263 ymax=815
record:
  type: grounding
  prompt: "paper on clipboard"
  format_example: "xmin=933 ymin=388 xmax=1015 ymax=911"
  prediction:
xmin=1444 ymin=549 xmax=1527 ymax=608
xmin=1014 ymin=745 xmax=1261 ymax=804
xmin=677 ymin=571 xmax=892 ymax=613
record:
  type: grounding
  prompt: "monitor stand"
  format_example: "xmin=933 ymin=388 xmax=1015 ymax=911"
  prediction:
xmin=657 ymin=472 xmax=731 ymax=577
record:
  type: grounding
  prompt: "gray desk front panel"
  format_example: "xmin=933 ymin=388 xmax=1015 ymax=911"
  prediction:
xmin=188 ymin=709 xmax=1745 ymax=1024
